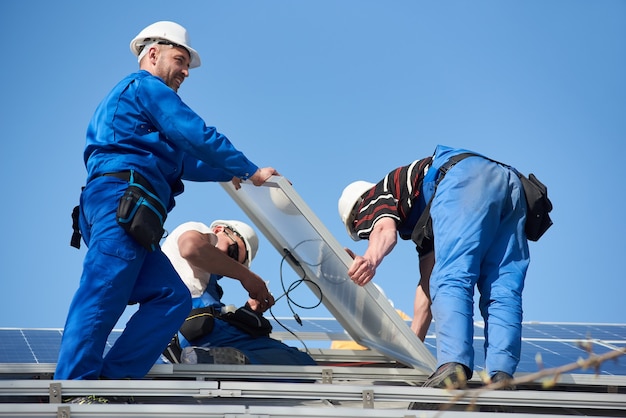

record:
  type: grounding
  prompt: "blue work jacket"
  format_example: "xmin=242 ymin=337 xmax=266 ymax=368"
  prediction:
xmin=84 ymin=70 xmax=258 ymax=210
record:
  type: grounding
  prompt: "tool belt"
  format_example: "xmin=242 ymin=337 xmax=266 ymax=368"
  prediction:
xmin=113 ymin=170 xmax=167 ymax=251
xmin=70 ymin=170 xmax=167 ymax=251
xmin=180 ymin=304 xmax=273 ymax=343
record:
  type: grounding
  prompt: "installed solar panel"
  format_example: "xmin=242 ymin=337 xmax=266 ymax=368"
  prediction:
xmin=0 ymin=329 xmax=124 ymax=365
xmin=18 ymin=330 xmax=62 ymax=363
xmin=423 ymin=323 xmax=626 ymax=376
xmin=0 ymin=329 xmax=33 ymax=363
xmin=0 ymin=322 xmax=624 ymax=376
xmin=521 ymin=323 xmax=626 ymax=341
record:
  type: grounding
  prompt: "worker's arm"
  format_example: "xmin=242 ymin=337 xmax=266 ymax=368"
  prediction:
xmin=177 ymin=230 xmax=274 ymax=311
xmin=411 ymin=251 xmax=434 ymax=341
xmin=347 ymin=217 xmax=397 ymax=286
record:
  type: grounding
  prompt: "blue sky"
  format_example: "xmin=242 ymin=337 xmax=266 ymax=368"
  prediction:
xmin=1 ymin=1 xmax=624 ymax=330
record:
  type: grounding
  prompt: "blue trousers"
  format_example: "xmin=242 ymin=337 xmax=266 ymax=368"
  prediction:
xmin=179 ymin=318 xmax=317 ymax=366
xmin=429 ymin=156 xmax=529 ymax=377
xmin=54 ymin=176 xmax=191 ymax=379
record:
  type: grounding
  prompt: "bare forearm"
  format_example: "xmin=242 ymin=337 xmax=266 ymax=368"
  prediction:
xmin=179 ymin=232 xmax=252 ymax=279
xmin=411 ymin=252 xmax=434 ymax=341
xmin=348 ymin=218 xmax=397 ymax=286
xmin=178 ymin=231 xmax=273 ymax=308
xmin=411 ymin=284 xmax=432 ymax=341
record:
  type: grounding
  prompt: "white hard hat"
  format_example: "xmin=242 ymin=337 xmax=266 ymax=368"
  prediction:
xmin=210 ymin=220 xmax=259 ymax=267
xmin=130 ymin=21 xmax=201 ymax=69
xmin=338 ymin=181 xmax=375 ymax=241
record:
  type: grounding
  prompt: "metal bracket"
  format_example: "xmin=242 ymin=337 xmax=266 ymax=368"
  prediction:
xmin=216 ymin=388 xmax=242 ymax=398
xmin=362 ymin=389 xmax=374 ymax=408
xmin=57 ymin=405 xmax=70 ymax=418
xmin=49 ymin=382 xmax=62 ymax=404
xmin=322 ymin=368 xmax=333 ymax=384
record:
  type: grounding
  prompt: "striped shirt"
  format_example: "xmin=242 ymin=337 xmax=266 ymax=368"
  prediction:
xmin=353 ymin=157 xmax=432 ymax=241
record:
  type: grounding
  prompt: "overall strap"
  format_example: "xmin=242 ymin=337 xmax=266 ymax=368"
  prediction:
xmin=437 ymin=152 xmax=511 ymax=185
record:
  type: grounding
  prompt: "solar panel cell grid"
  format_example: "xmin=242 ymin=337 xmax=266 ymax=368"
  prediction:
xmin=1 ymin=322 xmax=624 ymax=376
xmin=20 ymin=330 xmax=63 ymax=363
xmin=0 ymin=330 xmax=33 ymax=363
xmin=522 ymin=323 xmax=626 ymax=340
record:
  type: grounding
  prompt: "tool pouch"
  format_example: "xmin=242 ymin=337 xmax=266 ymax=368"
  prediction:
xmin=519 ymin=173 xmax=553 ymax=241
xmin=179 ymin=307 xmax=216 ymax=341
xmin=220 ymin=304 xmax=273 ymax=338
xmin=116 ymin=172 xmax=167 ymax=251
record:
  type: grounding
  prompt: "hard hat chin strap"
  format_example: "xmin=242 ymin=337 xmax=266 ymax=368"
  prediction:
xmin=137 ymin=41 xmax=158 ymax=63
xmin=137 ymin=39 xmax=191 ymax=64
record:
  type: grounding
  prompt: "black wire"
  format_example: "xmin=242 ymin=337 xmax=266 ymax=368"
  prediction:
xmin=269 ymin=247 xmax=324 ymax=353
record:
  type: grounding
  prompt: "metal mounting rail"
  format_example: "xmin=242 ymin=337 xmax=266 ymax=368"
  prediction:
xmin=2 ymin=363 xmax=626 ymax=390
xmin=0 ymin=379 xmax=625 ymax=410
xmin=0 ymin=363 xmax=428 ymax=384
xmin=0 ymin=403 xmax=512 ymax=418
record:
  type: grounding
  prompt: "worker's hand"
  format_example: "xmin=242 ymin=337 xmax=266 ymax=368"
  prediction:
xmin=250 ymin=167 xmax=279 ymax=186
xmin=240 ymin=276 xmax=275 ymax=312
xmin=231 ymin=176 xmax=243 ymax=190
xmin=246 ymin=298 xmax=263 ymax=312
xmin=347 ymin=254 xmax=376 ymax=286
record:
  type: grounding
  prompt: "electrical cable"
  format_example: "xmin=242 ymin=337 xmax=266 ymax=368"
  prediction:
xmin=268 ymin=244 xmax=324 ymax=354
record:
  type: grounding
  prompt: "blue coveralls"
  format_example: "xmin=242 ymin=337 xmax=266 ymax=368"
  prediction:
xmin=55 ymin=70 xmax=259 ymax=379
xmin=422 ymin=145 xmax=529 ymax=377
xmin=178 ymin=279 xmax=317 ymax=366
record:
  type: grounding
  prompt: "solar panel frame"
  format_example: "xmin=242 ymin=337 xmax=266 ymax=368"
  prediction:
xmin=221 ymin=176 xmax=437 ymax=373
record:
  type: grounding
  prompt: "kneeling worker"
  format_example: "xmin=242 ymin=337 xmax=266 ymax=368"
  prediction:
xmin=161 ymin=220 xmax=317 ymax=366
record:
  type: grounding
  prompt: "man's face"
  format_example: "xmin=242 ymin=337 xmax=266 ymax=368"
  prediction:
xmin=215 ymin=227 xmax=247 ymax=265
xmin=152 ymin=44 xmax=191 ymax=92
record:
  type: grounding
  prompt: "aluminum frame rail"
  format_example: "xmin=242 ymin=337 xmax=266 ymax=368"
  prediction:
xmin=2 ymin=363 xmax=626 ymax=389
xmin=0 ymin=363 xmax=428 ymax=383
xmin=1 ymin=379 xmax=625 ymax=411
xmin=1 ymin=403 xmax=623 ymax=418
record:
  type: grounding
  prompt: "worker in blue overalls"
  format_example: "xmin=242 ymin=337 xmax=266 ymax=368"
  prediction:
xmin=56 ymin=21 xmax=278 ymax=383
xmin=338 ymin=145 xmax=529 ymax=390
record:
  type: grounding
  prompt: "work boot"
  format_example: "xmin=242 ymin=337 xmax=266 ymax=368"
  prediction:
xmin=479 ymin=372 xmax=516 ymax=412
xmin=409 ymin=362 xmax=469 ymax=411
xmin=422 ymin=362 xmax=468 ymax=389
xmin=489 ymin=371 xmax=516 ymax=390
xmin=162 ymin=334 xmax=182 ymax=364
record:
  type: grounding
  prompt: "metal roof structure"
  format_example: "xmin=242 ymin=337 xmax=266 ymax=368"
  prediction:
xmin=1 ymin=178 xmax=624 ymax=416
xmin=0 ymin=320 xmax=625 ymax=417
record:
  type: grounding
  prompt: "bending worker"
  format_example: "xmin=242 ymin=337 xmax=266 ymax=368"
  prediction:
xmin=338 ymin=144 xmax=529 ymax=389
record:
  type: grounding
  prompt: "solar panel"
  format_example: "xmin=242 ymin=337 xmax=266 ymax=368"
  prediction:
xmin=275 ymin=317 xmax=348 ymax=335
xmin=521 ymin=323 xmax=626 ymax=342
xmin=0 ymin=322 xmax=624 ymax=376
xmin=0 ymin=329 xmax=34 ymax=363
xmin=18 ymin=330 xmax=62 ymax=363
xmin=422 ymin=323 xmax=626 ymax=376
xmin=221 ymin=176 xmax=437 ymax=372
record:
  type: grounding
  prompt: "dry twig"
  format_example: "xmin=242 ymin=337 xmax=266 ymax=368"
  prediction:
xmin=430 ymin=345 xmax=626 ymax=415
